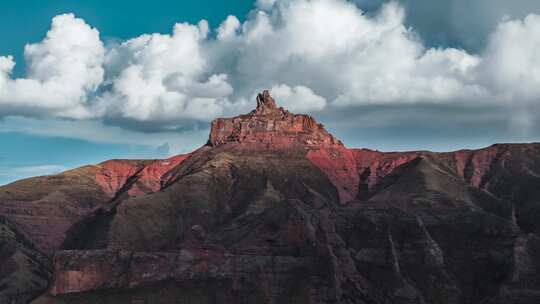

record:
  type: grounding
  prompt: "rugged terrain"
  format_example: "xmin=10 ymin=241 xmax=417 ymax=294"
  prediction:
xmin=1 ymin=91 xmax=540 ymax=303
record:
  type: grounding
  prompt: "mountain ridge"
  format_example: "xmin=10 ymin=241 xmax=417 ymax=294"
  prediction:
xmin=1 ymin=91 xmax=540 ymax=304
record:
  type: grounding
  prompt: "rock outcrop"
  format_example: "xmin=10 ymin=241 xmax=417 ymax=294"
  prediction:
xmin=208 ymin=90 xmax=342 ymax=148
xmin=0 ymin=91 xmax=540 ymax=304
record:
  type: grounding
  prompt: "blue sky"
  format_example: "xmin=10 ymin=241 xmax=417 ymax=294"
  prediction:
xmin=1 ymin=0 xmax=540 ymax=185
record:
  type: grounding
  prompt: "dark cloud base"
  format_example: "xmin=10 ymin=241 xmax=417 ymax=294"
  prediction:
xmin=323 ymin=103 xmax=540 ymax=152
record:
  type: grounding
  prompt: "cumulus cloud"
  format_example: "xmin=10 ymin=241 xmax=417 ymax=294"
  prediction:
xmin=0 ymin=14 xmax=104 ymax=118
xmin=97 ymin=20 xmax=233 ymax=129
xmin=270 ymin=85 xmax=326 ymax=112
xmin=477 ymin=14 xmax=540 ymax=101
xmin=227 ymin=0 xmax=485 ymax=106
xmin=217 ymin=16 xmax=241 ymax=40
xmin=0 ymin=0 xmax=539 ymax=136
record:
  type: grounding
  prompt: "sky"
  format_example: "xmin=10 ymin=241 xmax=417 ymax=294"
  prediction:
xmin=1 ymin=0 xmax=540 ymax=184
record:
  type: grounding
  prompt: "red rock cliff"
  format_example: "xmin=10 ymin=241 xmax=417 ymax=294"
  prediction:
xmin=208 ymin=90 xmax=342 ymax=148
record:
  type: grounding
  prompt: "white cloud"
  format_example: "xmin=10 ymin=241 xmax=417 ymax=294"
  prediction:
xmin=231 ymin=1 xmax=485 ymax=106
xmin=0 ymin=0 xmax=539 ymax=136
xmin=477 ymin=13 xmax=540 ymax=101
xmin=97 ymin=21 xmax=232 ymax=127
xmin=217 ymin=16 xmax=241 ymax=40
xmin=0 ymin=14 xmax=104 ymax=118
xmin=270 ymin=84 xmax=326 ymax=112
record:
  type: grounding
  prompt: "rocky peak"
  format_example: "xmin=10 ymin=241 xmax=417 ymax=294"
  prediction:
xmin=208 ymin=90 xmax=343 ymax=148
xmin=254 ymin=90 xmax=281 ymax=115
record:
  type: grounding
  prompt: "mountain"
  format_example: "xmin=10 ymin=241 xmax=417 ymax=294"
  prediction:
xmin=1 ymin=91 xmax=540 ymax=304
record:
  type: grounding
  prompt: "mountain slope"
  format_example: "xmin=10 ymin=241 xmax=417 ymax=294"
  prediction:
xmin=1 ymin=91 xmax=539 ymax=304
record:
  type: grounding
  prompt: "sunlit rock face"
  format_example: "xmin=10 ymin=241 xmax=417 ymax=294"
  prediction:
xmin=208 ymin=90 xmax=342 ymax=148
xmin=1 ymin=91 xmax=540 ymax=304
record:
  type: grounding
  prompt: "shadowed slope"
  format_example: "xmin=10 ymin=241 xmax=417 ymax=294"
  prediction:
xmin=0 ymin=91 xmax=539 ymax=304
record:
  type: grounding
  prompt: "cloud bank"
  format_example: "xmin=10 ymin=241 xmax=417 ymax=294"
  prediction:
xmin=354 ymin=0 xmax=540 ymax=51
xmin=0 ymin=0 xmax=539 ymax=135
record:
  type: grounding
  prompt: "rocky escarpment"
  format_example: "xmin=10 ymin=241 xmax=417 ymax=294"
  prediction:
xmin=208 ymin=90 xmax=342 ymax=148
xmin=0 ymin=91 xmax=540 ymax=304
xmin=95 ymin=154 xmax=189 ymax=197
xmin=208 ymin=90 xmax=357 ymax=204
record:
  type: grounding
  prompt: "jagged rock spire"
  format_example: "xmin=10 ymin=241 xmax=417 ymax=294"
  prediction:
xmin=254 ymin=90 xmax=280 ymax=115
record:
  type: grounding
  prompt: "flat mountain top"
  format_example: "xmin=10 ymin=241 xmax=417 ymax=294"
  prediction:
xmin=208 ymin=90 xmax=342 ymax=147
